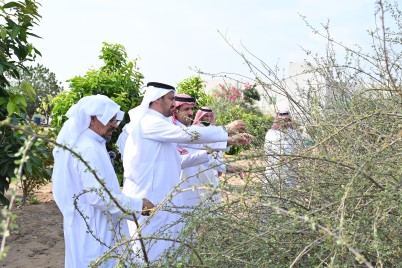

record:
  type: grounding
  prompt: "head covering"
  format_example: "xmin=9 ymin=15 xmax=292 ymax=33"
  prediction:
xmin=174 ymin=94 xmax=196 ymax=106
xmin=193 ymin=106 xmax=215 ymax=125
xmin=171 ymin=93 xmax=196 ymax=125
xmin=52 ymin=95 xmax=124 ymax=213
xmin=126 ymin=82 xmax=175 ymax=135
xmin=272 ymin=108 xmax=292 ymax=130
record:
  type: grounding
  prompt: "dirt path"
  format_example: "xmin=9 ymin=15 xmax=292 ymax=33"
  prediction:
xmin=1 ymin=183 xmax=64 ymax=268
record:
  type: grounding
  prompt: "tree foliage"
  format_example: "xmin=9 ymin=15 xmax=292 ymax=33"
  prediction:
xmin=176 ymin=75 xmax=211 ymax=109
xmin=51 ymin=42 xmax=144 ymax=182
xmin=18 ymin=63 xmax=63 ymax=122
xmin=0 ymin=0 xmax=49 ymax=206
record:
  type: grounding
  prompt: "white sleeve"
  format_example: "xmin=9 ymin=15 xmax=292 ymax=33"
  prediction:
xmin=143 ymin=117 xmax=228 ymax=144
xmin=208 ymin=151 xmax=227 ymax=173
xmin=76 ymin=148 xmax=143 ymax=217
xmin=179 ymin=141 xmax=229 ymax=152
xmin=116 ymin=126 xmax=128 ymax=157
xmin=181 ymin=150 xmax=209 ymax=168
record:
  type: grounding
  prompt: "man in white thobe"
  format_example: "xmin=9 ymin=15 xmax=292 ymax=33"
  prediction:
xmin=191 ymin=107 xmax=245 ymax=203
xmin=171 ymin=96 xmax=227 ymax=208
xmin=122 ymin=82 xmax=249 ymax=262
xmin=264 ymin=108 xmax=305 ymax=189
xmin=52 ymin=95 xmax=153 ymax=268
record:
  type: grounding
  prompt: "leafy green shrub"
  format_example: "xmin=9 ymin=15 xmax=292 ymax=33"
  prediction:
xmin=176 ymin=76 xmax=212 ymax=109
xmin=0 ymin=116 xmax=53 ymax=205
xmin=0 ymin=0 xmax=45 ymax=206
xmin=50 ymin=42 xmax=144 ymax=184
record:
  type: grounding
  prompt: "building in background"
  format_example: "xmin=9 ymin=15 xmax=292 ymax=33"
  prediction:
xmin=204 ymin=62 xmax=322 ymax=119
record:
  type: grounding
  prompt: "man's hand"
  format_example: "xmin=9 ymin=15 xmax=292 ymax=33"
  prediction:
xmin=141 ymin=198 xmax=155 ymax=216
xmin=225 ymin=120 xmax=247 ymax=134
xmin=228 ymin=133 xmax=254 ymax=146
xmin=227 ymin=166 xmax=244 ymax=180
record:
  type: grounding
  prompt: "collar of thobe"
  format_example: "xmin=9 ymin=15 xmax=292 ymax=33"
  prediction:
xmin=170 ymin=116 xmax=188 ymax=127
xmin=84 ymin=128 xmax=107 ymax=145
xmin=175 ymin=120 xmax=186 ymax=127
xmin=147 ymin=108 xmax=170 ymax=120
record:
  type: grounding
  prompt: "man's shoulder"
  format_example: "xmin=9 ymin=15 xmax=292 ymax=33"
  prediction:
xmin=265 ymin=129 xmax=280 ymax=139
xmin=143 ymin=112 xmax=171 ymax=127
xmin=74 ymin=134 xmax=99 ymax=152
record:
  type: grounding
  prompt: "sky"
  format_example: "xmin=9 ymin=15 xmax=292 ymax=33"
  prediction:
xmin=33 ymin=0 xmax=379 ymax=89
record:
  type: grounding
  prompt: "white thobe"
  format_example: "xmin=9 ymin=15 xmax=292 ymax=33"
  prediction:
xmin=122 ymin=109 xmax=228 ymax=262
xmin=264 ymin=128 xmax=304 ymax=187
xmin=178 ymin=122 xmax=227 ymax=207
xmin=180 ymin=149 xmax=209 ymax=169
xmin=54 ymin=129 xmax=142 ymax=268
xmin=116 ymin=125 xmax=128 ymax=158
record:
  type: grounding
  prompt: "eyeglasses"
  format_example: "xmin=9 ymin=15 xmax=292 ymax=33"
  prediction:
xmin=107 ymin=119 xmax=121 ymax=126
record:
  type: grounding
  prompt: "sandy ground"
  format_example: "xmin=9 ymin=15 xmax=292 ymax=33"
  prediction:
xmin=1 ymin=183 xmax=64 ymax=268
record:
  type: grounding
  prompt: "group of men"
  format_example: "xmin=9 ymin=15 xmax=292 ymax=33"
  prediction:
xmin=52 ymin=82 xmax=252 ymax=267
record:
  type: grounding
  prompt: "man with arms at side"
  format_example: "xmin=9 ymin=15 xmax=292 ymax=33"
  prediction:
xmin=52 ymin=95 xmax=154 ymax=268
xmin=264 ymin=108 xmax=305 ymax=190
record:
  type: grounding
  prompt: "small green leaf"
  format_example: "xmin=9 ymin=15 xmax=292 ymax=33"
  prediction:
xmin=0 ymin=28 xmax=7 ymax=40
xmin=7 ymin=101 xmax=16 ymax=114
xmin=20 ymin=81 xmax=35 ymax=100
xmin=0 ymin=97 xmax=7 ymax=106
xmin=10 ymin=25 xmax=20 ymax=39
xmin=25 ymin=161 xmax=32 ymax=174
xmin=16 ymin=94 xmax=27 ymax=107
xmin=3 ymin=2 xmax=22 ymax=9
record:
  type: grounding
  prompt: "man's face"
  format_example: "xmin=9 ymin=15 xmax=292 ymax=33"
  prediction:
xmin=278 ymin=118 xmax=292 ymax=129
xmin=176 ymin=103 xmax=195 ymax=126
xmin=90 ymin=114 xmax=119 ymax=141
xmin=201 ymin=113 xmax=211 ymax=124
xmin=160 ymin=92 xmax=175 ymax=117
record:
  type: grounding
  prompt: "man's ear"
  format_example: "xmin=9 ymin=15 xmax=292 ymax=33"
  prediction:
xmin=90 ymin=116 xmax=97 ymax=126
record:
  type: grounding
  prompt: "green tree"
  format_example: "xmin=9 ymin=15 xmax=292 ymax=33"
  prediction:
xmin=176 ymin=76 xmax=211 ymax=109
xmin=0 ymin=0 xmax=46 ymax=206
xmin=51 ymin=42 xmax=144 ymax=182
xmin=18 ymin=63 xmax=63 ymax=123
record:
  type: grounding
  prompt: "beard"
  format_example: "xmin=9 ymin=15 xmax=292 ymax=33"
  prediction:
xmin=166 ymin=106 xmax=174 ymax=117
xmin=102 ymin=129 xmax=114 ymax=142
xmin=101 ymin=135 xmax=112 ymax=142
xmin=201 ymin=122 xmax=210 ymax=126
